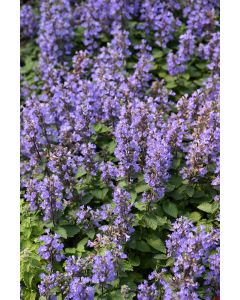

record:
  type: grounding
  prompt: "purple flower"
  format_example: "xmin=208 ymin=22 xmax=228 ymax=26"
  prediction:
xmin=144 ymin=128 xmax=172 ymax=198
xmin=21 ymin=4 xmax=38 ymax=38
xmin=137 ymin=217 xmax=219 ymax=299
xmin=39 ymin=230 xmax=65 ymax=263
xmin=66 ymin=277 xmax=94 ymax=300
xmin=92 ymin=251 xmax=116 ymax=284
xmin=38 ymin=272 xmax=60 ymax=297
xmin=137 ymin=280 xmax=160 ymax=300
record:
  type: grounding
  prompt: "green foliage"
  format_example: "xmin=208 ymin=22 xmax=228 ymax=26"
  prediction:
xmin=90 ymin=188 xmax=109 ymax=200
xmin=21 ymin=202 xmax=45 ymax=299
xmin=135 ymin=183 xmax=150 ymax=194
xmin=162 ymin=201 xmax=178 ymax=218
xmin=197 ymin=202 xmax=219 ymax=214
xmin=145 ymin=235 xmax=166 ymax=253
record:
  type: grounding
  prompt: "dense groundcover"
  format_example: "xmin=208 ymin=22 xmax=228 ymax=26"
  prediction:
xmin=20 ymin=0 xmax=220 ymax=299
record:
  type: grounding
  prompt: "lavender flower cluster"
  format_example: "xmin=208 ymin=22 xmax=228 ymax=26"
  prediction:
xmin=21 ymin=0 xmax=220 ymax=298
xmin=137 ymin=218 xmax=220 ymax=300
xmin=20 ymin=4 xmax=38 ymax=38
xmin=38 ymin=188 xmax=131 ymax=298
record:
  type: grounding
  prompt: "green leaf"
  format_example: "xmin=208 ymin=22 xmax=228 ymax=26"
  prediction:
xmin=127 ymin=62 xmax=135 ymax=69
xmin=163 ymin=202 xmax=178 ymax=218
xmin=135 ymin=183 xmax=150 ymax=193
xmin=86 ymin=228 xmax=95 ymax=239
xmin=110 ymin=278 xmax=120 ymax=288
xmin=154 ymin=254 xmax=167 ymax=260
xmin=152 ymin=49 xmax=163 ymax=59
xmin=151 ymin=63 xmax=158 ymax=71
xmin=99 ymin=33 xmax=109 ymax=43
xmin=166 ymin=257 xmax=174 ymax=267
xmin=75 ymin=168 xmax=87 ymax=178
xmin=185 ymin=186 xmax=195 ymax=197
xmin=182 ymin=73 xmax=190 ymax=80
xmin=146 ymin=236 xmax=166 ymax=253
xmin=158 ymin=71 xmax=167 ymax=78
xmin=194 ymin=191 xmax=206 ymax=198
xmin=144 ymin=215 xmax=158 ymax=230
xmin=129 ymin=240 xmax=152 ymax=252
xmin=165 ymin=183 xmax=175 ymax=192
xmin=156 ymin=216 xmax=168 ymax=226
xmin=189 ymin=212 xmax=202 ymax=222
xmin=107 ymin=290 xmax=124 ymax=300
xmin=197 ymin=202 xmax=214 ymax=213
xmin=54 ymin=227 xmax=68 ymax=239
xmin=166 ymin=82 xmax=177 ymax=89
xmin=128 ymin=254 xmax=140 ymax=266
xmin=164 ymin=75 xmax=176 ymax=82
xmin=130 ymin=191 xmax=137 ymax=202
xmin=134 ymin=201 xmax=147 ymax=211
xmin=35 ymin=173 xmax=44 ymax=181
xmin=136 ymin=240 xmax=152 ymax=252
xmin=75 ymin=26 xmax=84 ymax=40
xmin=128 ymin=21 xmax=138 ymax=29
xmin=62 ymin=225 xmax=80 ymax=238
xmin=190 ymin=70 xmax=201 ymax=78
xmin=81 ymin=194 xmax=93 ymax=205
xmin=168 ymin=175 xmax=182 ymax=188
xmin=134 ymin=213 xmax=143 ymax=225
xmin=170 ymin=189 xmax=184 ymax=200
xmin=93 ymin=123 xmax=110 ymax=133
xmin=90 ymin=188 xmax=108 ymax=200
xmin=212 ymin=201 xmax=220 ymax=213
xmin=172 ymin=158 xmax=181 ymax=169
xmin=77 ymin=237 xmax=89 ymax=253
xmin=29 ymin=293 xmax=37 ymax=300
xmin=121 ymin=260 xmax=133 ymax=271
xmin=65 ymin=248 xmax=77 ymax=254
xmin=23 ymin=272 xmax=34 ymax=289
xmin=106 ymin=141 xmax=116 ymax=154
xmin=118 ymin=180 xmax=128 ymax=188
xmin=161 ymin=64 xmax=168 ymax=71
xmin=196 ymin=63 xmax=206 ymax=70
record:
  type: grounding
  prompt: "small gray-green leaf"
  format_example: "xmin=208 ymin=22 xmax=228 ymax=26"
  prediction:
xmin=197 ymin=202 xmax=214 ymax=213
xmin=135 ymin=183 xmax=150 ymax=194
xmin=152 ymin=49 xmax=163 ymax=59
xmin=65 ymin=248 xmax=77 ymax=254
xmin=136 ymin=241 xmax=152 ymax=252
xmin=186 ymin=186 xmax=195 ymax=197
xmin=75 ymin=168 xmax=87 ymax=178
xmin=163 ymin=202 xmax=178 ymax=218
xmin=63 ymin=225 xmax=80 ymax=238
xmin=121 ymin=260 xmax=133 ymax=271
xmin=106 ymin=141 xmax=116 ymax=154
xmin=156 ymin=216 xmax=168 ymax=226
xmin=130 ymin=191 xmax=137 ymax=202
xmin=77 ymin=237 xmax=88 ymax=253
xmin=90 ymin=188 xmax=108 ymax=200
xmin=144 ymin=216 xmax=158 ymax=230
xmin=166 ymin=257 xmax=174 ymax=267
xmin=55 ymin=227 xmax=68 ymax=239
xmin=128 ymin=254 xmax=140 ymax=266
xmin=129 ymin=240 xmax=152 ymax=252
xmin=154 ymin=254 xmax=167 ymax=260
xmin=146 ymin=237 xmax=166 ymax=253
xmin=189 ymin=212 xmax=202 ymax=222
xmin=86 ymin=228 xmax=95 ymax=239
xmin=93 ymin=123 xmax=110 ymax=133
xmin=134 ymin=202 xmax=147 ymax=211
